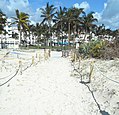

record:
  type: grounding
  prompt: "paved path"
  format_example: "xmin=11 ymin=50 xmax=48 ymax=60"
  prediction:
xmin=0 ymin=51 xmax=100 ymax=115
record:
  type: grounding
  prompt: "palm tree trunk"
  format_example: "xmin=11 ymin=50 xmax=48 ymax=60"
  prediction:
xmin=19 ymin=29 xmax=22 ymax=46
xmin=48 ymin=20 xmax=52 ymax=47
xmin=61 ymin=22 xmax=64 ymax=57
xmin=84 ymin=27 xmax=87 ymax=41
xmin=75 ymin=23 xmax=77 ymax=34
xmin=29 ymin=31 xmax=30 ymax=45
xmin=1 ymin=39 xmax=3 ymax=49
xmin=68 ymin=22 xmax=71 ymax=45
xmin=72 ymin=23 xmax=77 ymax=48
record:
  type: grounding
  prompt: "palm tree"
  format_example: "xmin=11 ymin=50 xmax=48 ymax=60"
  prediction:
xmin=72 ymin=8 xmax=84 ymax=34
xmin=34 ymin=23 xmax=49 ymax=46
xmin=54 ymin=7 xmax=67 ymax=43
xmin=95 ymin=24 xmax=106 ymax=39
xmin=65 ymin=8 xmax=84 ymax=45
xmin=41 ymin=24 xmax=51 ymax=46
xmin=40 ymin=2 xmax=56 ymax=46
xmin=65 ymin=8 xmax=74 ymax=44
xmin=54 ymin=6 xmax=67 ymax=31
xmin=53 ymin=6 xmax=67 ymax=55
xmin=27 ymin=24 xmax=37 ymax=45
xmin=0 ymin=10 xmax=6 ymax=34
xmin=81 ymin=12 xmax=98 ymax=40
xmin=71 ymin=8 xmax=84 ymax=47
xmin=12 ymin=9 xmax=30 ymax=45
xmin=0 ymin=10 xmax=6 ymax=49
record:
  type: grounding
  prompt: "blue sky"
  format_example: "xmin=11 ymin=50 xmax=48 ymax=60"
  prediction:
xmin=0 ymin=0 xmax=119 ymax=30
xmin=28 ymin=0 xmax=106 ymax=13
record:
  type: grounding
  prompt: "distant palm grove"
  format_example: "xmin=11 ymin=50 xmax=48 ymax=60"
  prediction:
xmin=0 ymin=2 xmax=119 ymax=58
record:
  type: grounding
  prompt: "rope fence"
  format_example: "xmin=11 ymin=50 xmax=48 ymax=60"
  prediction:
xmin=0 ymin=49 xmax=51 ymax=87
xmin=94 ymin=64 xmax=119 ymax=85
xmin=0 ymin=68 xmax=19 ymax=87
xmin=0 ymin=70 xmax=17 ymax=80
xmin=70 ymin=52 xmax=118 ymax=115
xmin=70 ymin=51 xmax=119 ymax=85
xmin=0 ymin=51 xmax=10 ymax=61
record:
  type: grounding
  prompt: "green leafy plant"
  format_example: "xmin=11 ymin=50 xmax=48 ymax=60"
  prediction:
xmin=79 ymin=39 xmax=106 ymax=58
xmin=89 ymin=40 xmax=106 ymax=57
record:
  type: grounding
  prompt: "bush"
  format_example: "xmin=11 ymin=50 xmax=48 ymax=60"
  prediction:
xmin=101 ymin=40 xmax=119 ymax=59
xmin=89 ymin=40 xmax=106 ymax=57
xmin=79 ymin=40 xmax=106 ymax=58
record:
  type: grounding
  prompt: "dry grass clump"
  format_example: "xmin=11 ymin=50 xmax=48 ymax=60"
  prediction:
xmin=101 ymin=40 xmax=119 ymax=59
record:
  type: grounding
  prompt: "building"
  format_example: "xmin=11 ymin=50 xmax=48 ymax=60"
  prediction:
xmin=0 ymin=18 xmax=37 ymax=49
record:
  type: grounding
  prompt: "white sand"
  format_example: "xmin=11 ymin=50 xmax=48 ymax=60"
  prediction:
xmin=71 ymin=58 xmax=119 ymax=115
xmin=0 ymin=50 xmax=119 ymax=115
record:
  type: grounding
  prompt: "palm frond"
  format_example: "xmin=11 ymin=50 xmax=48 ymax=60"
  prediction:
xmin=11 ymin=17 xmax=18 ymax=20
xmin=15 ymin=9 xmax=20 ymax=19
xmin=40 ymin=18 xmax=46 ymax=25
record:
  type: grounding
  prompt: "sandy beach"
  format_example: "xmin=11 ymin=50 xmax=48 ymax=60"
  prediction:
xmin=0 ymin=50 xmax=119 ymax=115
xmin=1 ymin=0 xmax=119 ymax=114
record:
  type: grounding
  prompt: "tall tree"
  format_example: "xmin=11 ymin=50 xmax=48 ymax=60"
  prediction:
xmin=0 ymin=10 xmax=6 ymax=34
xmin=27 ymin=24 xmax=36 ymax=45
xmin=65 ymin=7 xmax=84 ymax=44
xmin=81 ymin=12 xmax=98 ymax=40
xmin=40 ymin=2 xmax=56 ymax=46
xmin=12 ymin=9 xmax=30 ymax=45
xmin=54 ymin=6 xmax=67 ymax=32
xmin=65 ymin=8 xmax=74 ymax=44
xmin=34 ymin=23 xmax=49 ymax=46
xmin=53 ymin=6 xmax=67 ymax=55
xmin=0 ymin=10 xmax=6 ymax=49
xmin=72 ymin=7 xmax=84 ymax=34
xmin=96 ymin=24 xmax=106 ymax=39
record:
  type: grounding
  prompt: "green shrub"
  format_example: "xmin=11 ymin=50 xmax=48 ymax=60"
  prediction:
xmin=89 ymin=40 xmax=106 ymax=57
xmin=79 ymin=42 xmax=90 ymax=57
xmin=79 ymin=40 xmax=106 ymax=58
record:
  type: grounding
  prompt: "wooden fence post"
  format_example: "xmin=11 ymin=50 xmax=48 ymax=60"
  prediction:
xmin=48 ymin=49 xmax=51 ymax=57
xmin=74 ymin=53 xmax=77 ymax=62
xmin=19 ymin=60 xmax=22 ymax=75
xmin=32 ymin=56 xmax=34 ymax=65
xmin=89 ymin=61 xmax=95 ymax=83
xmin=36 ymin=53 xmax=38 ymax=58
xmin=39 ymin=53 xmax=41 ymax=62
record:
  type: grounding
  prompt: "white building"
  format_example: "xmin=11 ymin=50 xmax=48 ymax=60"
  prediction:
xmin=0 ymin=18 xmax=37 ymax=49
xmin=2 ymin=19 xmax=19 ymax=48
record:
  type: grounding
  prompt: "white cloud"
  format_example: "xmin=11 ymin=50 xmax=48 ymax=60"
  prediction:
xmin=0 ymin=0 xmax=31 ymax=17
xmin=104 ymin=3 xmax=107 ymax=9
xmin=93 ymin=0 xmax=119 ymax=30
xmin=102 ymin=0 xmax=119 ymax=19
xmin=73 ymin=3 xmax=80 ymax=8
xmin=30 ymin=8 xmax=43 ymax=24
xmin=0 ymin=0 xmax=43 ymax=24
xmin=93 ymin=12 xmax=102 ymax=21
xmin=73 ymin=2 xmax=90 ymax=11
